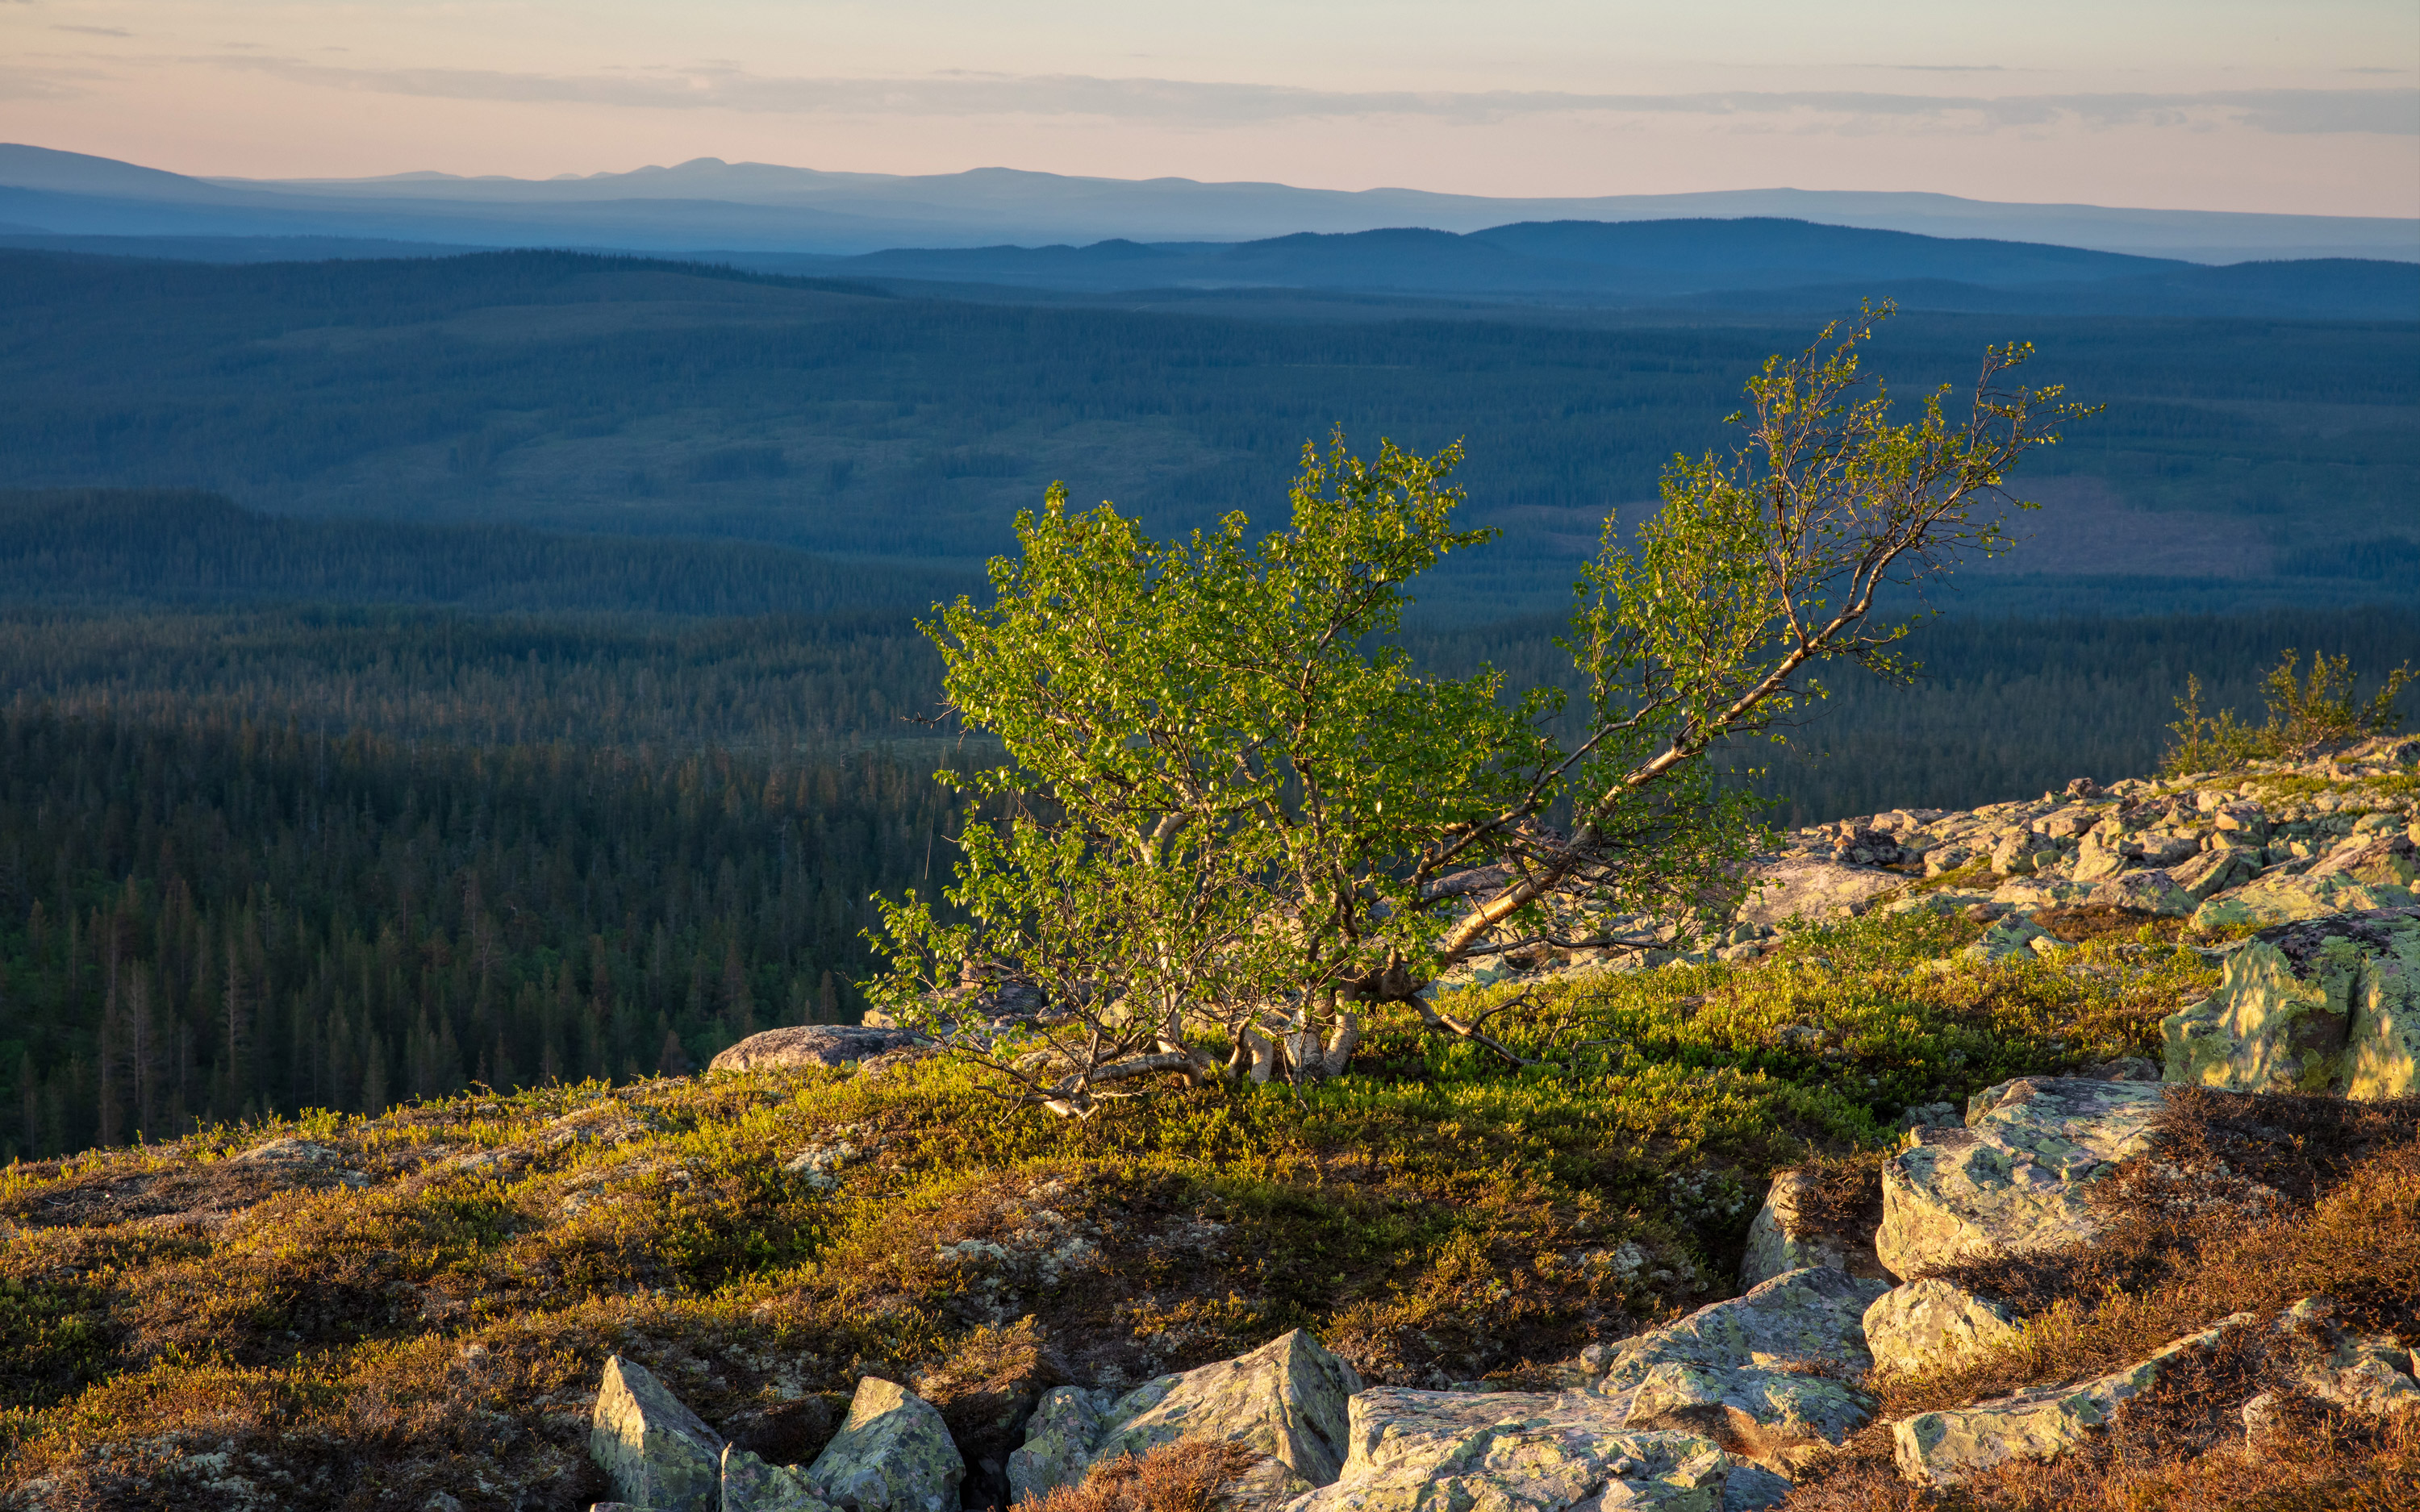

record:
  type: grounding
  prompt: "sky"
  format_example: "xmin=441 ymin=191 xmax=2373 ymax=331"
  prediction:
xmin=2 ymin=0 xmax=2416 ymax=215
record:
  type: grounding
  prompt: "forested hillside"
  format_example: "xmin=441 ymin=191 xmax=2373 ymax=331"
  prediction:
xmin=0 ymin=707 xmax=967 ymax=1161
xmin=2 ymin=249 xmax=2412 ymax=617
xmin=0 ymin=567 xmax=2413 ymax=1164
xmin=0 ymin=488 xmax=969 ymax=614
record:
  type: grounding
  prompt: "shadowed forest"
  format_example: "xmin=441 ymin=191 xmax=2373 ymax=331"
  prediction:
xmin=0 ymin=240 xmax=2413 ymax=1160
xmin=0 ymin=492 xmax=2412 ymax=1160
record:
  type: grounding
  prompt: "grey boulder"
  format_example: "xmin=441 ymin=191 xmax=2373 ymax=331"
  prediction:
xmin=1006 ymin=1386 xmax=1108 ymax=1505
xmin=2161 ymin=908 xmax=2420 ymax=1099
xmin=1280 ymin=1388 xmax=1730 ymax=1512
xmin=591 ymin=1355 xmax=728 ymax=1512
xmin=802 ymin=1377 xmax=966 ymax=1512
xmin=2083 ymin=869 xmax=2194 ymax=918
xmin=725 ymin=1444 xmax=842 ymax=1512
xmin=1735 ymin=860 xmax=1902 ymax=927
xmin=1876 ymin=1077 xmax=2167 ymax=1278
xmin=1601 ymin=1266 xmax=1890 ymax=1472
xmin=1736 ymin=1170 xmax=1881 ymax=1291
xmin=1892 ymin=1314 xmax=2252 ymax=1485
xmin=1861 ymin=1279 xmax=2022 ymax=1377
xmin=711 ymin=1026 xmax=925 ymax=1073
xmin=1091 ymin=1329 xmax=1362 ymax=1506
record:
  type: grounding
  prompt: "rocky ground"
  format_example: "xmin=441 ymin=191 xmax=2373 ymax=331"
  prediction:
xmin=1 ymin=739 xmax=2414 ymax=1510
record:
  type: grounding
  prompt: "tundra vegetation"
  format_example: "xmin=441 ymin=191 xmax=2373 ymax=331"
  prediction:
xmin=873 ymin=307 xmax=2089 ymax=1111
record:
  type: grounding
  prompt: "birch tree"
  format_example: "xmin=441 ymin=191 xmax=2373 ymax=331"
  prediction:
xmin=870 ymin=305 xmax=2088 ymax=1113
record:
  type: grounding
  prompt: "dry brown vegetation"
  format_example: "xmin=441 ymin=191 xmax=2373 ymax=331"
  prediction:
xmin=1785 ymin=1091 xmax=2420 ymax=1511
xmin=0 ymin=907 xmax=2280 ymax=1511
xmin=1028 ymin=1442 xmax=1260 ymax=1512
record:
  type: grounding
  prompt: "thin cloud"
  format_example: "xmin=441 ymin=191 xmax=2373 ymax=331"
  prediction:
xmin=53 ymin=24 xmax=132 ymax=35
xmin=0 ymin=66 xmax=86 ymax=101
xmin=202 ymin=59 xmax=2420 ymax=138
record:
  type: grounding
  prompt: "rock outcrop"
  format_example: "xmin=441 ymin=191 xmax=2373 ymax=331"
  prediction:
xmin=1600 ymin=1266 xmax=1890 ymax=1472
xmin=1861 ymin=1279 xmax=2022 ymax=1377
xmin=1891 ymin=1314 xmax=2255 ymax=1485
xmin=710 ymin=1026 xmax=927 ymax=1073
xmin=591 ymin=1355 xmax=728 ymax=1512
xmin=725 ymin=1443 xmax=841 ymax=1512
xmin=2163 ymin=908 xmax=2420 ymax=1098
xmin=2264 ymin=1296 xmax=2420 ymax=1423
xmin=1087 ymin=1329 xmax=1362 ymax=1506
xmin=1736 ymin=1170 xmax=1882 ymax=1289
xmin=799 ymin=1378 xmax=966 ymax=1512
xmin=1876 ymin=1077 xmax=2166 ymax=1279
xmin=1281 ymin=1390 xmax=1730 ymax=1512
xmin=1006 ymin=1387 xmax=1107 ymax=1505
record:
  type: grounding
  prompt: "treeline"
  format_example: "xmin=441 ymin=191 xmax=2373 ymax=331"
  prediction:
xmin=1408 ymin=605 xmax=2420 ymax=826
xmin=0 ymin=708 xmax=970 ymax=1161
xmin=0 ymin=606 xmax=946 ymax=752
xmin=0 ymin=489 xmax=971 ymax=614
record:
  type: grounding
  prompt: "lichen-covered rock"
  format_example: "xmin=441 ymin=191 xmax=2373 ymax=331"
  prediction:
xmin=1603 ymin=1267 xmax=1890 ymax=1468
xmin=591 ymin=1355 xmax=728 ymax=1512
xmin=1736 ymin=860 xmax=1902 ymax=927
xmin=2269 ymin=1297 xmax=2420 ymax=1419
xmin=725 ymin=1444 xmax=843 ymax=1512
xmin=1279 ymin=1388 xmax=1731 ymax=1512
xmin=1007 ymin=1387 xmax=1107 ymax=1504
xmin=1876 ymin=1077 xmax=2167 ymax=1278
xmin=2084 ymin=869 xmax=2194 ymax=917
xmin=2162 ymin=908 xmax=2420 ymax=1098
xmin=1890 ymin=1314 xmax=2253 ymax=1485
xmin=2169 ymin=848 xmax=2256 ymax=902
xmin=803 ymin=1378 xmax=966 ymax=1512
xmin=1961 ymin=916 xmax=2053 ymax=964
xmin=2309 ymin=832 xmax=2420 ymax=888
xmin=710 ymin=1026 xmax=924 ymax=1073
xmin=1861 ymin=1280 xmax=2022 ymax=1377
xmin=1091 ymin=1330 xmax=1361 ymax=1505
xmin=2191 ymin=870 xmax=2417 ymax=931
xmin=1737 ymin=1171 xmax=1881 ymax=1289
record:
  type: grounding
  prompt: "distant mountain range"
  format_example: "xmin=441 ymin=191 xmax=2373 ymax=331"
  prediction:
xmin=3 ymin=142 xmax=2415 ymax=265
xmin=692 ymin=222 xmax=2413 ymax=319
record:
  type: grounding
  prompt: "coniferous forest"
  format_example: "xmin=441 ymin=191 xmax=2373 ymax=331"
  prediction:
xmin=0 ymin=235 xmax=2413 ymax=1160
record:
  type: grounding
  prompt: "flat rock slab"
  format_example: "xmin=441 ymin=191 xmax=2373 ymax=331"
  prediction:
xmin=803 ymin=1377 xmax=965 ymax=1512
xmin=2084 ymin=869 xmax=2194 ymax=917
xmin=1736 ymin=860 xmax=1902 ymax=928
xmin=1603 ymin=1266 xmax=1889 ymax=1468
xmin=1862 ymin=1279 xmax=2022 ymax=1378
xmin=591 ymin=1355 xmax=727 ymax=1512
xmin=2193 ymin=871 xmax=2417 ymax=932
xmin=1094 ymin=1329 xmax=1362 ymax=1505
xmin=2163 ymin=908 xmax=2420 ymax=1099
xmin=1876 ymin=1077 xmax=2168 ymax=1279
xmin=1892 ymin=1314 xmax=2252 ymax=1486
xmin=1282 ymin=1388 xmax=1729 ymax=1512
xmin=710 ymin=1025 xmax=925 ymax=1073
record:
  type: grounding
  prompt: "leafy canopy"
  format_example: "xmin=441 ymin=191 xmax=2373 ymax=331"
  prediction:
xmin=873 ymin=304 xmax=2090 ymax=1112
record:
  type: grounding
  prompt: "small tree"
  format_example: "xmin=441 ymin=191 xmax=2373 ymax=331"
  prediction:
xmin=2162 ymin=649 xmax=2414 ymax=775
xmin=871 ymin=304 xmax=2088 ymax=1114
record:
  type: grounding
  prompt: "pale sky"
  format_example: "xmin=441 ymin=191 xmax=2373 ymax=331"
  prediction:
xmin=3 ymin=0 xmax=2416 ymax=215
